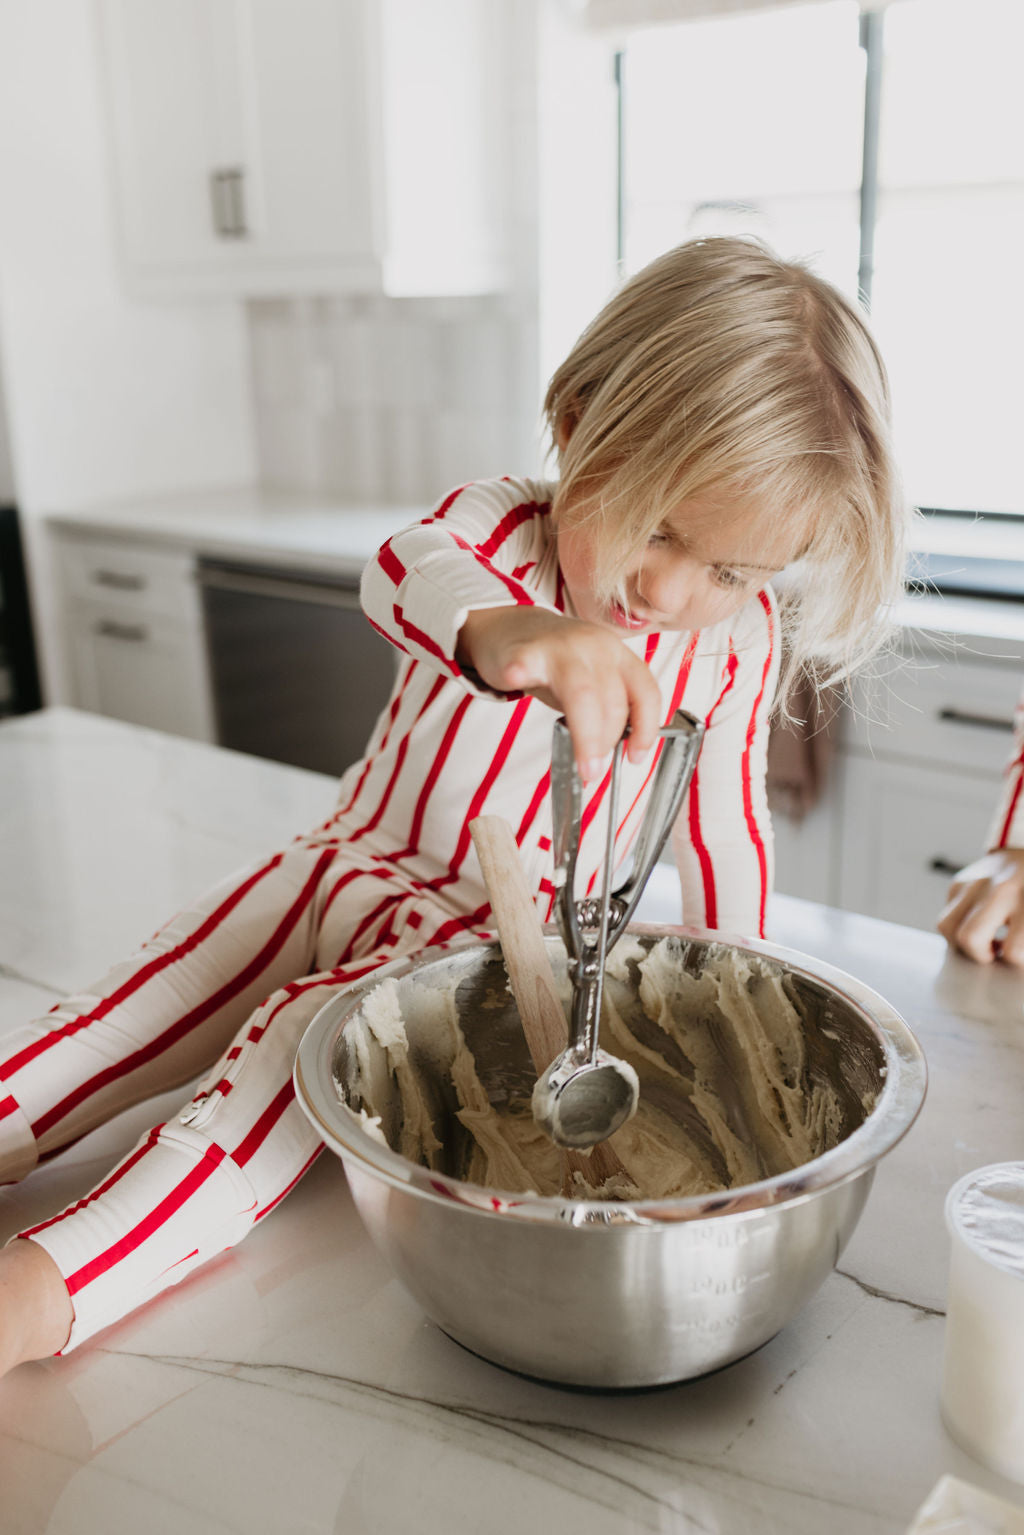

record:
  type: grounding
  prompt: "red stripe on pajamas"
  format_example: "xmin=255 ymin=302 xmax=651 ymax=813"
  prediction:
xmin=997 ymin=770 xmax=1024 ymax=847
xmin=366 ymin=613 xmax=407 ymax=653
xmin=2 ymin=853 xmax=290 ymax=1079
xmin=436 ymin=697 xmax=533 ymax=890
xmin=476 ymin=501 xmax=546 ymax=559
xmin=232 ymin=1079 xmax=295 ymax=1167
xmin=515 ymin=770 xmax=550 ymax=845
xmin=29 ymin=848 xmax=336 ymax=1141
xmin=429 ymin=483 xmax=472 ymax=521
xmin=341 ymin=889 xmax=407 ymax=961
xmin=21 ymin=1126 xmax=165 ymax=1239
xmin=392 ymin=607 xmax=457 ymax=673
xmin=377 ymin=540 xmax=406 ymax=586
xmin=397 ymin=692 xmax=473 ymax=855
xmin=741 ymin=592 xmax=776 ymax=936
xmin=0 ymin=1094 xmax=18 ymax=1121
xmin=335 ymin=663 xmax=418 ymax=818
xmin=426 ymin=901 xmax=492 ymax=947
xmin=449 ymin=530 xmax=535 ymax=608
xmin=63 ymin=1141 xmax=235 ymax=1297
xmin=347 ymin=735 xmax=412 ymax=843
xmin=687 ymin=643 xmax=739 ymax=929
xmin=254 ymin=1146 xmax=323 ymax=1222
xmin=319 ymin=863 xmax=395 ymax=928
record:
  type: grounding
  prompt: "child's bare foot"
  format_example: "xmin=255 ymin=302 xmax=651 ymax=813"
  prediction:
xmin=0 ymin=1238 xmax=74 ymax=1377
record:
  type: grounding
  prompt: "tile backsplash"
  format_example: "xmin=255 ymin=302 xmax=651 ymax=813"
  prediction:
xmin=248 ymin=294 xmax=544 ymax=507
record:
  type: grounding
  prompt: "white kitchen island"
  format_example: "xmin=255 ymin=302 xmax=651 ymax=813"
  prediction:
xmin=1 ymin=708 xmax=1022 ymax=1535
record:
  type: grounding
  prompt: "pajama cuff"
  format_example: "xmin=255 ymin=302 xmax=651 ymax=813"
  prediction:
xmin=0 ymin=1088 xmax=38 ymax=1184
xmin=21 ymin=1121 xmax=260 ymax=1353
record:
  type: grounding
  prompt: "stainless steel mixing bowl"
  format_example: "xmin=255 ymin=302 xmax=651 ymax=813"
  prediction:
xmin=294 ymin=925 xmax=927 ymax=1389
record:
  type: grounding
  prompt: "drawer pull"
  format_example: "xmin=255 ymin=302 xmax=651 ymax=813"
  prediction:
xmin=929 ymin=857 xmax=963 ymax=877
xmin=92 ymin=569 xmax=145 ymax=592
xmin=937 ymin=707 xmax=1014 ymax=733
xmin=95 ymin=619 xmax=148 ymax=643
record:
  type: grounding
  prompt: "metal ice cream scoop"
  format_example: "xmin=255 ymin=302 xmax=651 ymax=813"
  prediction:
xmin=531 ymin=708 xmax=706 ymax=1149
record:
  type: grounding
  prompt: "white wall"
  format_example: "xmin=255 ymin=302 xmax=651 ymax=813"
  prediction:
xmin=0 ymin=0 xmax=255 ymax=699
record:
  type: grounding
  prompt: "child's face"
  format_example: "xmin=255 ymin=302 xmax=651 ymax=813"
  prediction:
xmin=555 ymin=494 xmax=805 ymax=636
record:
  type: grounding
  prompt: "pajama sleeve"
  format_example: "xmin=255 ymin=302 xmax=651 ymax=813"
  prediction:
xmin=986 ymin=685 xmax=1024 ymax=850
xmin=670 ymin=588 xmax=780 ymax=939
xmin=360 ymin=478 xmax=555 ymax=694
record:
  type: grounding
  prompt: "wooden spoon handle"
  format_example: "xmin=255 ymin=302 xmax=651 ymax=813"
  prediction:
xmin=470 ymin=815 xmax=634 ymax=1193
xmin=470 ymin=814 xmax=567 ymax=1074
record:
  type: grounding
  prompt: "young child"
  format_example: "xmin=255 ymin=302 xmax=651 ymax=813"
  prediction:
xmin=0 ymin=237 xmax=907 ymax=1376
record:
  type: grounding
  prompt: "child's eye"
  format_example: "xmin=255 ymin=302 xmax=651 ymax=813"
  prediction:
xmin=711 ymin=565 xmax=747 ymax=590
xmin=647 ymin=528 xmax=672 ymax=548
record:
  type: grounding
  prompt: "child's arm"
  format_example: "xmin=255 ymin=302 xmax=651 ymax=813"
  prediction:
xmin=669 ymin=590 xmax=780 ymax=939
xmin=938 ymin=689 xmax=1024 ymax=965
xmin=938 ymin=848 xmax=1024 ymax=966
xmin=362 ymin=479 xmax=661 ymax=777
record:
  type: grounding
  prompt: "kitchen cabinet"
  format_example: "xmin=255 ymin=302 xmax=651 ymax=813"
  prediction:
xmin=53 ymin=532 xmax=215 ymax=742
xmin=96 ymin=0 xmax=506 ymax=297
xmin=774 ymin=642 xmax=1022 ymax=929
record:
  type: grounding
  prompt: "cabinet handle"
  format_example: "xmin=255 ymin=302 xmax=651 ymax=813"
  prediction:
xmin=210 ymin=166 xmax=248 ymax=239
xmin=92 ymin=569 xmax=145 ymax=592
xmin=929 ymin=857 xmax=963 ymax=877
xmin=95 ymin=619 xmax=148 ymax=643
xmin=937 ymin=706 xmax=1014 ymax=733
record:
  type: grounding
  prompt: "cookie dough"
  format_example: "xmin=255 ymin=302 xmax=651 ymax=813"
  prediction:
xmin=342 ymin=935 xmax=869 ymax=1202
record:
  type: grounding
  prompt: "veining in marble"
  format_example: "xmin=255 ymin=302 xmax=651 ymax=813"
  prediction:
xmin=2 ymin=709 xmax=1023 ymax=1535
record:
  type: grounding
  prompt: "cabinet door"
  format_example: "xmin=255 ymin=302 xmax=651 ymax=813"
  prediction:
xmin=244 ymin=0 xmax=379 ymax=277
xmin=99 ymin=0 xmax=250 ymax=274
xmin=70 ymin=604 xmax=215 ymax=742
xmin=97 ymin=0 xmax=504 ymax=296
xmin=836 ymin=755 xmax=1001 ymax=931
xmin=55 ymin=533 xmax=215 ymax=742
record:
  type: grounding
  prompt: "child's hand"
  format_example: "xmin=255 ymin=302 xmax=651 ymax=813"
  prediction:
xmin=458 ymin=607 xmax=662 ymax=780
xmin=937 ymin=847 xmax=1024 ymax=966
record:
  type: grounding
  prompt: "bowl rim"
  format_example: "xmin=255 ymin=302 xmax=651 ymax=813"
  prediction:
xmin=293 ymin=922 xmax=928 ymax=1227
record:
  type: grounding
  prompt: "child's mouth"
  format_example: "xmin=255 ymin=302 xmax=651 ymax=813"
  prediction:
xmin=610 ymin=602 xmax=650 ymax=632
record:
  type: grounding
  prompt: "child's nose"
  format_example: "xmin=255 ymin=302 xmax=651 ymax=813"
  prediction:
xmin=640 ymin=554 xmax=700 ymax=621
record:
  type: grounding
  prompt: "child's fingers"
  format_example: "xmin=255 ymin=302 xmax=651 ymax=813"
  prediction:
xmin=946 ymin=879 xmax=1017 ymax=964
xmin=1000 ymin=898 xmax=1024 ymax=968
xmin=559 ymin=679 xmax=630 ymax=781
xmin=558 ymin=654 xmax=662 ymax=781
xmin=622 ymin=659 xmax=662 ymax=763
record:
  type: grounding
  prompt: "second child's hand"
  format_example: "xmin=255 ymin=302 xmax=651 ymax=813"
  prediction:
xmin=457 ymin=606 xmax=661 ymax=782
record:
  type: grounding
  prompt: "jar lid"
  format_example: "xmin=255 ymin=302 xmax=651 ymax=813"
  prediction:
xmin=945 ymin=1162 xmax=1024 ymax=1278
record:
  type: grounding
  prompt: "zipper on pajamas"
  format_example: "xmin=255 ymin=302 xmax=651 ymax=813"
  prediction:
xmin=177 ymin=1042 xmax=247 ymax=1131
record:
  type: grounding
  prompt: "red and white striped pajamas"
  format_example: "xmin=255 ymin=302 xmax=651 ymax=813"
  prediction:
xmin=0 ymin=475 xmax=779 ymax=1351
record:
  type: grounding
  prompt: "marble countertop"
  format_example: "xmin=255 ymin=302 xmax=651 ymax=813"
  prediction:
xmin=2 ymin=708 xmax=1023 ymax=1534
xmin=44 ymin=484 xmax=425 ymax=580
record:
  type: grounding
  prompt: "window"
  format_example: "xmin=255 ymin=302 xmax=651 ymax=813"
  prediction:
xmin=619 ymin=0 xmax=1024 ymax=519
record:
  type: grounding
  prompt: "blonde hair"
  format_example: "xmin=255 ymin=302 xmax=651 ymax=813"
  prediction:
xmin=543 ymin=237 xmax=909 ymax=712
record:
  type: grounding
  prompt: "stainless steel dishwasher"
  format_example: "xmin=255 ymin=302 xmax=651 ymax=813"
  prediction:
xmin=198 ymin=558 xmax=399 ymax=776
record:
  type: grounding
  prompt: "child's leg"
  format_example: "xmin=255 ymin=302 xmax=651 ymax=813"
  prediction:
xmin=0 ymin=844 xmax=339 ymax=1185
xmin=9 ymin=954 xmax=384 ymax=1355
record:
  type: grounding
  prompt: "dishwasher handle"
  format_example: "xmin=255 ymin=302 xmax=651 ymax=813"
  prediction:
xmin=196 ymin=560 xmax=364 ymax=611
